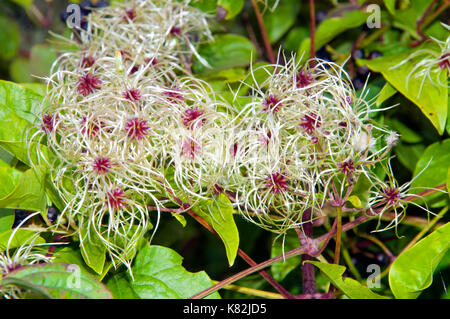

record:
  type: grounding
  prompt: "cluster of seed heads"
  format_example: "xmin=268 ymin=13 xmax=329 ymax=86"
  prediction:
xmin=26 ymin=0 xmax=438 ymax=269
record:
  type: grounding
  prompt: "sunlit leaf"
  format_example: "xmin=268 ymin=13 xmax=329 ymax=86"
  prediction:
xmin=389 ymin=222 xmax=450 ymax=299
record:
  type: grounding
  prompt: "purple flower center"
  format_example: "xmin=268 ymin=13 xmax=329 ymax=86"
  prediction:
xmin=382 ymin=187 xmax=401 ymax=206
xmin=338 ymin=160 xmax=355 ymax=175
xmin=125 ymin=8 xmax=136 ymax=20
xmin=438 ymin=53 xmax=450 ymax=69
xmin=262 ymin=94 xmax=282 ymax=113
xmin=125 ymin=118 xmax=149 ymax=140
xmin=77 ymin=73 xmax=102 ymax=96
xmin=300 ymin=112 xmax=322 ymax=135
xmin=123 ymin=88 xmax=141 ymax=102
xmin=107 ymin=188 xmax=126 ymax=210
xmin=81 ymin=116 xmax=103 ymax=137
xmin=93 ymin=157 xmax=112 ymax=175
xmin=170 ymin=26 xmax=182 ymax=36
xmin=181 ymin=138 xmax=201 ymax=160
xmin=42 ymin=113 xmax=56 ymax=133
xmin=81 ymin=55 xmax=95 ymax=68
xmin=182 ymin=107 xmax=206 ymax=129
xmin=164 ymin=87 xmax=184 ymax=102
xmin=259 ymin=130 xmax=272 ymax=146
xmin=265 ymin=172 xmax=288 ymax=194
xmin=296 ymin=70 xmax=313 ymax=88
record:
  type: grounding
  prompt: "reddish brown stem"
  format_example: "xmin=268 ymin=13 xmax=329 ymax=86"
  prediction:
xmin=187 ymin=210 xmax=294 ymax=299
xmin=309 ymin=0 xmax=316 ymax=64
xmin=250 ymin=0 xmax=276 ymax=64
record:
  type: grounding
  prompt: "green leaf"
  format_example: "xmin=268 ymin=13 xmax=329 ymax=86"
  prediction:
xmin=0 ymin=14 xmax=20 ymax=60
xmin=383 ymin=0 xmax=396 ymax=15
xmin=307 ymin=261 xmax=389 ymax=299
xmin=376 ymin=82 xmax=397 ymax=107
xmin=0 ymin=208 xmax=15 ymax=232
xmin=9 ymin=58 xmax=35 ymax=83
xmin=193 ymin=34 xmax=257 ymax=75
xmin=395 ymin=141 xmax=425 ymax=172
xmin=393 ymin=0 xmax=433 ymax=38
xmin=0 ymin=229 xmax=44 ymax=250
xmin=8 ymin=0 xmax=34 ymax=8
xmin=0 ymin=80 xmax=43 ymax=123
xmin=358 ymin=43 xmax=448 ymax=134
xmin=270 ymin=232 xmax=301 ymax=281
xmin=387 ymin=118 xmax=423 ymax=144
xmin=2 ymin=263 xmax=113 ymax=299
xmin=106 ymin=273 xmax=140 ymax=299
xmin=410 ymin=139 xmax=450 ymax=206
xmin=79 ymin=226 xmax=107 ymax=275
xmin=119 ymin=245 xmax=220 ymax=299
xmin=298 ymin=9 xmax=370 ymax=61
xmin=263 ymin=0 xmax=301 ymax=44
xmin=447 ymin=167 xmax=450 ymax=194
xmin=29 ymin=44 xmax=58 ymax=78
xmin=193 ymin=193 xmax=239 ymax=266
xmin=347 ymin=195 xmax=363 ymax=209
xmin=217 ymin=0 xmax=244 ymax=20
xmin=0 ymin=168 xmax=47 ymax=212
xmin=389 ymin=222 xmax=450 ymax=299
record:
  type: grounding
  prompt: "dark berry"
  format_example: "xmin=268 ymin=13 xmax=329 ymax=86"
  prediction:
xmin=357 ymin=65 xmax=369 ymax=76
xmin=315 ymin=11 xmax=327 ymax=25
xmin=92 ymin=1 xmax=108 ymax=9
xmin=352 ymin=77 xmax=365 ymax=90
xmin=13 ymin=210 xmax=31 ymax=228
xmin=60 ymin=11 xmax=69 ymax=24
xmin=368 ymin=50 xmax=383 ymax=59
xmin=47 ymin=206 xmax=59 ymax=224
xmin=352 ymin=49 xmax=365 ymax=60
xmin=316 ymin=46 xmax=331 ymax=61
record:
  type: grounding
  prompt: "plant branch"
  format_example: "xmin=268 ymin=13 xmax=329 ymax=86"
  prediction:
xmin=250 ymin=0 xmax=276 ymax=64
xmin=308 ymin=0 xmax=316 ymax=64
xmin=187 ymin=210 xmax=294 ymax=299
xmin=296 ymin=209 xmax=317 ymax=294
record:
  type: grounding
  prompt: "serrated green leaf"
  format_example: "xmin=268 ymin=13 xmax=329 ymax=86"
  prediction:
xmin=123 ymin=245 xmax=220 ymax=299
xmin=2 ymin=263 xmax=113 ymax=299
xmin=307 ymin=261 xmax=389 ymax=299
xmin=217 ymin=0 xmax=244 ymax=20
xmin=389 ymin=222 xmax=450 ymax=299
xmin=193 ymin=34 xmax=257 ymax=75
xmin=193 ymin=193 xmax=239 ymax=266
xmin=358 ymin=43 xmax=448 ymax=134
